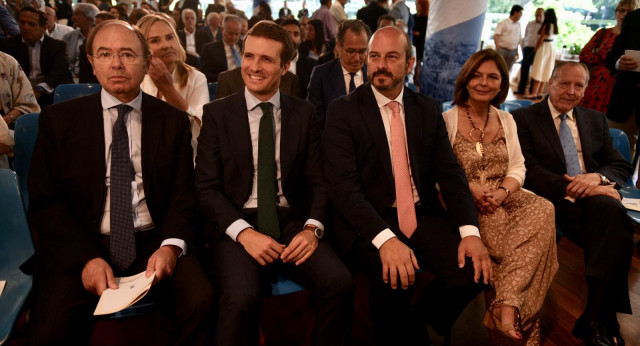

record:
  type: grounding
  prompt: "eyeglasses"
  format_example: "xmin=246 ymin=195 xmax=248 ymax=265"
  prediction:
xmin=93 ymin=51 xmax=143 ymax=64
xmin=343 ymin=48 xmax=367 ymax=57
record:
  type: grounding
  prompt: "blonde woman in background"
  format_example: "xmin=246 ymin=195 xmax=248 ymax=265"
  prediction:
xmin=137 ymin=14 xmax=208 ymax=158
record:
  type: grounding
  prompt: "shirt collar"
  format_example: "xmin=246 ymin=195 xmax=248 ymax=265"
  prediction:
xmin=22 ymin=34 xmax=45 ymax=46
xmin=341 ymin=64 xmax=361 ymax=77
xmin=547 ymin=98 xmax=574 ymax=121
xmin=371 ymin=85 xmax=404 ymax=110
xmin=101 ymin=88 xmax=143 ymax=113
xmin=244 ymin=87 xmax=281 ymax=118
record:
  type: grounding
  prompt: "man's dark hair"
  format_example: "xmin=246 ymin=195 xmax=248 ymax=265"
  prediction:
xmin=510 ymin=5 xmax=524 ymax=16
xmin=320 ymin=0 xmax=331 ymax=6
xmin=95 ymin=11 xmax=116 ymax=22
xmin=243 ymin=20 xmax=295 ymax=65
xmin=377 ymin=14 xmax=396 ymax=28
xmin=19 ymin=6 xmax=47 ymax=27
xmin=337 ymin=19 xmax=371 ymax=46
xmin=280 ymin=18 xmax=300 ymax=28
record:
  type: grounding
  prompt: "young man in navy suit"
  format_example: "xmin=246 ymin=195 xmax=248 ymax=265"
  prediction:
xmin=196 ymin=20 xmax=353 ymax=346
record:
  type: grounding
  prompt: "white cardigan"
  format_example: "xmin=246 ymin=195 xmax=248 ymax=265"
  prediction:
xmin=442 ymin=105 xmax=526 ymax=186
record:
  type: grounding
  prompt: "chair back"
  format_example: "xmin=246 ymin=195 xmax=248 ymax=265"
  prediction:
xmin=506 ymin=99 xmax=534 ymax=108
xmin=609 ymin=128 xmax=631 ymax=162
xmin=13 ymin=113 xmax=39 ymax=209
xmin=0 ymin=169 xmax=34 ymax=345
xmin=442 ymin=101 xmax=453 ymax=112
xmin=208 ymin=82 xmax=218 ymax=101
xmin=53 ymin=83 xmax=102 ymax=104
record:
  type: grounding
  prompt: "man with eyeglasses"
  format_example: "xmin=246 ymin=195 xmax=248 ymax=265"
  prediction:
xmin=512 ymin=62 xmax=633 ymax=346
xmin=26 ymin=20 xmax=212 ymax=346
xmin=307 ymin=19 xmax=370 ymax=132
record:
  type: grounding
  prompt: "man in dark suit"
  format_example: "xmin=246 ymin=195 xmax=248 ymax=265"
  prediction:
xmin=281 ymin=18 xmax=316 ymax=98
xmin=512 ymin=62 xmax=633 ymax=346
xmin=606 ymin=8 xmax=640 ymax=166
xmin=26 ymin=20 xmax=212 ymax=346
xmin=323 ymin=26 xmax=490 ymax=345
xmin=214 ymin=66 xmax=300 ymax=99
xmin=201 ymin=14 xmax=242 ymax=83
xmin=0 ymin=6 xmax=72 ymax=106
xmin=357 ymin=0 xmax=389 ymax=32
xmin=307 ymin=19 xmax=371 ymax=132
xmin=198 ymin=11 xmax=223 ymax=44
xmin=177 ymin=8 xmax=210 ymax=57
xmin=195 ymin=21 xmax=352 ymax=346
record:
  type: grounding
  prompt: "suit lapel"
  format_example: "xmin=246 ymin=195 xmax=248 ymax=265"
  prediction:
xmin=140 ymin=93 xmax=163 ymax=194
xmin=361 ymin=84 xmax=394 ymax=187
xmin=535 ymin=100 xmax=566 ymax=164
xmin=403 ymin=89 xmax=420 ymax=191
xmin=279 ymin=94 xmax=299 ymax=186
xmin=225 ymin=92 xmax=253 ymax=190
xmin=87 ymin=93 xmax=107 ymax=218
xmin=574 ymin=107 xmax=593 ymax=171
xmin=332 ymin=60 xmax=347 ymax=95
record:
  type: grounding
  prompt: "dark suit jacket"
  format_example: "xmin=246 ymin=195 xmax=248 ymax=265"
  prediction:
xmin=28 ymin=92 xmax=196 ymax=273
xmin=322 ymin=84 xmax=478 ymax=255
xmin=214 ymin=66 xmax=300 ymax=99
xmin=307 ymin=58 xmax=368 ymax=132
xmin=295 ymin=52 xmax=316 ymax=99
xmin=0 ymin=34 xmax=72 ymax=89
xmin=198 ymin=25 xmax=223 ymax=44
xmin=178 ymin=29 xmax=212 ymax=56
xmin=195 ymin=91 xmax=327 ymax=242
xmin=356 ymin=1 xmax=388 ymax=32
xmin=512 ymin=99 xmax=632 ymax=204
xmin=605 ymin=8 xmax=640 ymax=123
xmin=201 ymin=40 xmax=242 ymax=83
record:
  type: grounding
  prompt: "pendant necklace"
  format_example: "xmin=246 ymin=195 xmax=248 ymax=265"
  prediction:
xmin=466 ymin=105 xmax=490 ymax=184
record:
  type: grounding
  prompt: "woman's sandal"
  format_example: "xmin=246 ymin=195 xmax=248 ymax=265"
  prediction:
xmin=483 ymin=307 xmax=523 ymax=341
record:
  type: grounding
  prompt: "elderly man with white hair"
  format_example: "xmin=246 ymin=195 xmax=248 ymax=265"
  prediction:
xmin=178 ymin=8 xmax=210 ymax=56
xmin=62 ymin=2 xmax=99 ymax=77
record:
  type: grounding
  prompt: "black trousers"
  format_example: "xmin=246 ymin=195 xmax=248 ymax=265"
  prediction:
xmin=555 ymin=195 xmax=634 ymax=314
xmin=517 ymin=46 xmax=536 ymax=94
xmin=27 ymin=229 xmax=213 ymax=346
xmin=349 ymin=208 xmax=483 ymax=346
xmin=208 ymin=208 xmax=354 ymax=346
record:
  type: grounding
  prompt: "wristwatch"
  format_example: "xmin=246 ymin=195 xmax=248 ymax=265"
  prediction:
xmin=305 ymin=225 xmax=324 ymax=239
xmin=498 ymin=186 xmax=510 ymax=197
xmin=597 ymin=173 xmax=611 ymax=185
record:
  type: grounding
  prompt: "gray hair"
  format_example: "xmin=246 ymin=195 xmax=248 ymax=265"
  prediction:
xmin=75 ymin=3 xmax=100 ymax=25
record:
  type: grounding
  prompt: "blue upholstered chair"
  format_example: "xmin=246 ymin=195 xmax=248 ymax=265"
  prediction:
xmin=0 ymin=169 xmax=35 ymax=345
xmin=208 ymin=82 xmax=218 ymax=102
xmin=13 ymin=113 xmax=39 ymax=210
xmin=53 ymin=83 xmax=101 ymax=104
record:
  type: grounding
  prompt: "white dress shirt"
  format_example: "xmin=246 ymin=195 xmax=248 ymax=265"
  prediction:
xmin=99 ymin=89 xmax=186 ymax=254
xmin=495 ymin=18 xmax=522 ymax=50
xmin=47 ymin=23 xmax=74 ymax=41
xmin=341 ymin=65 xmax=364 ymax=93
xmin=23 ymin=35 xmax=52 ymax=92
xmin=523 ymin=20 xmax=542 ymax=47
xmin=225 ymin=88 xmax=324 ymax=241
xmin=185 ymin=29 xmax=196 ymax=55
xmin=369 ymin=87 xmax=480 ymax=249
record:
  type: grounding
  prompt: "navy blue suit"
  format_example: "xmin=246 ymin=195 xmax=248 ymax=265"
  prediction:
xmin=306 ymin=58 xmax=367 ymax=132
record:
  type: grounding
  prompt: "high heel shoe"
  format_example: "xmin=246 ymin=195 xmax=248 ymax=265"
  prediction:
xmin=483 ymin=307 xmax=523 ymax=341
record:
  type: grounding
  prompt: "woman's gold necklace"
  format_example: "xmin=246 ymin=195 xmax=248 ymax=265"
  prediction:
xmin=466 ymin=105 xmax=490 ymax=184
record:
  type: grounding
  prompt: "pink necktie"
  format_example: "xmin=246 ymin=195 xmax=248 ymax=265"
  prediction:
xmin=387 ymin=101 xmax=417 ymax=238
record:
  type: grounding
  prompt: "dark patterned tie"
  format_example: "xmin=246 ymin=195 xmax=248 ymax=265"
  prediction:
xmin=110 ymin=104 xmax=136 ymax=271
xmin=559 ymin=113 xmax=582 ymax=177
xmin=257 ymin=102 xmax=280 ymax=239
xmin=348 ymin=72 xmax=356 ymax=93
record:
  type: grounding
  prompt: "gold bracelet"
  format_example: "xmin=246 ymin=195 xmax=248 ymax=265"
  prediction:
xmin=498 ymin=186 xmax=510 ymax=197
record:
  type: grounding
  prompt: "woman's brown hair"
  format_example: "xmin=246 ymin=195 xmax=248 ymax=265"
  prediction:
xmin=453 ymin=49 xmax=510 ymax=107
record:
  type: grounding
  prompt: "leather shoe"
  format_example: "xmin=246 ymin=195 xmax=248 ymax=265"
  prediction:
xmin=572 ymin=316 xmax=625 ymax=346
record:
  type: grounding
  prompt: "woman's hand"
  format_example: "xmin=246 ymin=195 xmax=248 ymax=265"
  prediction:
xmin=147 ymin=56 xmax=174 ymax=91
xmin=483 ymin=188 xmax=507 ymax=213
xmin=469 ymin=183 xmax=493 ymax=215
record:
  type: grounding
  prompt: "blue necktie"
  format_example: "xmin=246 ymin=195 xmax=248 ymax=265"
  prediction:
xmin=348 ymin=72 xmax=356 ymax=93
xmin=110 ymin=104 xmax=136 ymax=271
xmin=559 ymin=113 xmax=582 ymax=177
xmin=231 ymin=45 xmax=242 ymax=68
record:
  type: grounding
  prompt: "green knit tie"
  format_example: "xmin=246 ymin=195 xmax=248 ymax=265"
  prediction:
xmin=257 ymin=102 xmax=280 ymax=239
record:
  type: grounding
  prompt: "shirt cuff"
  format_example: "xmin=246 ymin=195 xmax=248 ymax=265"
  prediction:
xmin=304 ymin=219 xmax=324 ymax=231
xmin=372 ymin=228 xmax=397 ymax=250
xmin=459 ymin=225 xmax=480 ymax=239
xmin=160 ymin=238 xmax=187 ymax=256
xmin=226 ymin=218 xmax=253 ymax=242
xmin=37 ymin=82 xmax=54 ymax=94
xmin=615 ymin=59 xmax=620 ymax=70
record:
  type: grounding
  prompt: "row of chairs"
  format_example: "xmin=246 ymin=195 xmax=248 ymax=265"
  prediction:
xmin=53 ymin=82 xmax=219 ymax=104
xmin=441 ymin=99 xmax=534 ymax=112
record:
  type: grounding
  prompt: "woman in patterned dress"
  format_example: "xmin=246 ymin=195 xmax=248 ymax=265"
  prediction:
xmin=442 ymin=49 xmax=558 ymax=345
xmin=579 ymin=0 xmax=638 ymax=113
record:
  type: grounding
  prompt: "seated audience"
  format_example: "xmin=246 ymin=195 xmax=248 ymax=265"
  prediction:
xmin=110 ymin=4 xmax=127 ymax=20
xmin=199 ymin=11 xmax=222 ymax=43
xmin=128 ymin=8 xmax=149 ymax=25
xmin=307 ymin=19 xmax=369 ymax=132
xmin=195 ymin=20 xmax=353 ymax=346
xmin=443 ymin=49 xmax=557 ymax=344
xmin=323 ymin=26 xmax=490 ymax=345
xmin=138 ymin=14 xmax=208 ymax=158
xmin=280 ymin=18 xmax=316 ymax=98
xmin=44 ymin=6 xmax=73 ymax=40
xmin=0 ymin=51 xmax=41 ymax=128
xmin=0 ymin=6 xmax=72 ymax=106
xmin=201 ymin=14 xmax=242 ymax=83
xmin=26 ymin=19 xmax=212 ymax=345
xmin=178 ymin=8 xmax=209 ymax=57
xmin=63 ymin=3 xmax=99 ymax=78
xmin=512 ymin=61 xmax=634 ymax=346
